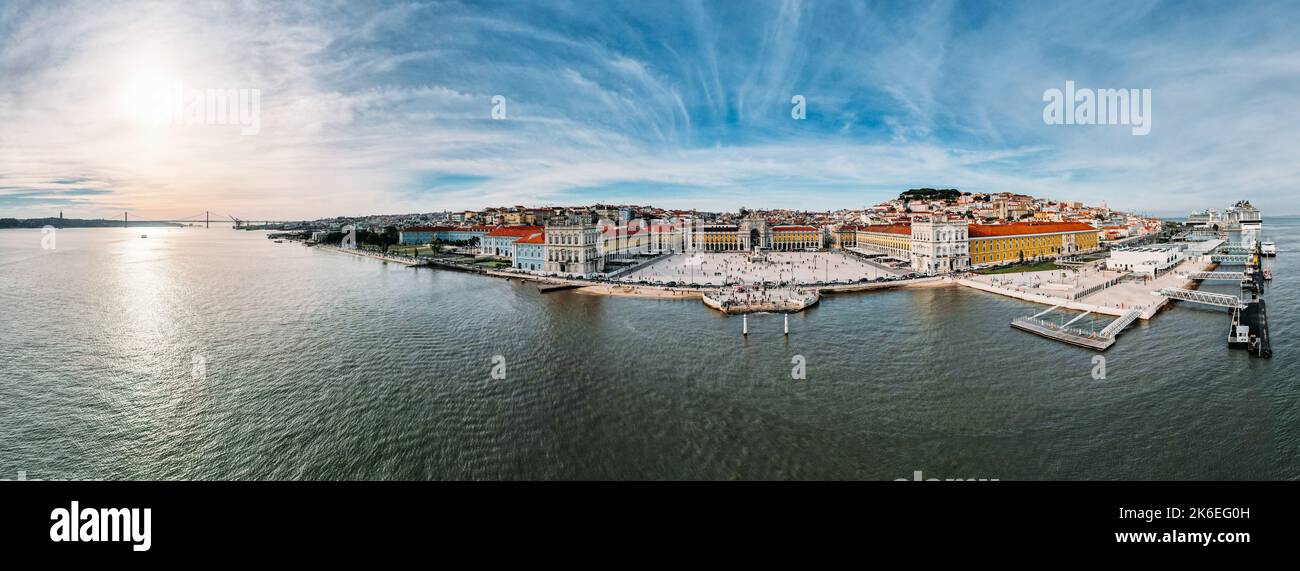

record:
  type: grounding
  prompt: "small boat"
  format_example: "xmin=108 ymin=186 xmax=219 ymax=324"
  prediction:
xmin=1261 ymin=241 xmax=1276 ymax=256
xmin=140 ymin=234 xmax=148 ymax=238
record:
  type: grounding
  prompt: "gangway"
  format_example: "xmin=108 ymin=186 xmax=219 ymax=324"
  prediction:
xmin=1062 ymin=309 xmax=1092 ymax=327
xmin=1099 ymin=309 xmax=1142 ymax=338
xmin=1210 ymin=254 xmax=1250 ymax=264
xmin=1152 ymin=287 xmax=1245 ymax=309
xmin=1031 ymin=303 xmax=1064 ymax=319
xmin=1187 ymin=271 xmax=1245 ymax=281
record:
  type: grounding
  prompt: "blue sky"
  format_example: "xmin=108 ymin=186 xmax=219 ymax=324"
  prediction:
xmin=1 ymin=0 xmax=1298 ymax=219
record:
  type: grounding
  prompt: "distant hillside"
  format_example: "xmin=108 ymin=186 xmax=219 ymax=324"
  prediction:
xmin=899 ymin=188 xmax=963 ymax=201
xmin=0 ymin=218 xmax=183 ymax=229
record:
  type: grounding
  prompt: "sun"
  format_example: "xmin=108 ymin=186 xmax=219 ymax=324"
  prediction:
xmin=118 ymin=70 xmax=175 ymax=125
xmin=111 ymin=42 xmax=181 ymax=127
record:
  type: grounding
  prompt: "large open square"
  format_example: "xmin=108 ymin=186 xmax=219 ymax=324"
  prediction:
xmin=618 ymin=251 xmax=898 ymax=286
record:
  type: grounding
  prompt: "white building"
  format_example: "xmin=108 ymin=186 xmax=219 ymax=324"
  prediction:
xmin=1106 ymin=244 xmax=1184 ymax=276
xmin=910 ymin=218 xmax=970 ymax=274
xmin=543 ymin=218 xmax=604 ymax=276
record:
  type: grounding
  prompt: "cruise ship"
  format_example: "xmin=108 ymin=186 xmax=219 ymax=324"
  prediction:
xmin=1186 ymin=200 xmax=1264 ymax=248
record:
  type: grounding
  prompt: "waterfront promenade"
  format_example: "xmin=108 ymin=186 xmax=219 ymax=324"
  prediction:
xmin=309 ymin=243 xmax=949 ymax=312
xmin=314 ymin=244 xmax=423 ymax=266
xmin=959 ymin=258 xmax=1217 ymax=319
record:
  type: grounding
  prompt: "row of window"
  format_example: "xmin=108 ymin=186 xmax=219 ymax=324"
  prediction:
xmin=547 ymin=248 xmax=599 ymax=261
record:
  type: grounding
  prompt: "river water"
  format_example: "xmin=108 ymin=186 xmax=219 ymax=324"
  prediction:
xmin=1 ymin=218 xmax=1295 ymax=480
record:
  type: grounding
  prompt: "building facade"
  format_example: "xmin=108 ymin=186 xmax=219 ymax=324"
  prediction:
xmin=544 ymin=219 xmax=604 ymax=275
xmin=512 ymin=231 xmax=546 ymax=271
xmin=398 ymin=225 xmax=491 ymax=245
xmin=398 ymin=226 xmax=447 ymax=245
xmin=834 ymin=225 xmax=859 ymax=248
xmin=968 ymin=222 xmax=1099 ymax=266
xmin=910 ymin=218 xmax=970 ymax=274
xmin=854 ymin=224 xmax=913 ymax=260
xmin=771 ymin=225 xmax=822 ymax=250
xmin=1105 ymin=244 xmax=1184 ymax=276
xmin=480 ymin=225 xmax=544 ymax=258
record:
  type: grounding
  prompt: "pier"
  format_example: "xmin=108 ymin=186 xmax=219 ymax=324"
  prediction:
xmin=1231 ymin=300 xmax=1271 ymax=358
xmin=1009 ymin=307 xmax=1142 ymax=351
xmin=1154 ymin=241 xmax=1273 ymax=358
xmin=702 ymin=288 xmax=820 ymax=314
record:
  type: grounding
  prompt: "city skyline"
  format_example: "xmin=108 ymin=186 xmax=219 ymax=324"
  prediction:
xmin=3 ymin=0 xmax=1300 ymax=221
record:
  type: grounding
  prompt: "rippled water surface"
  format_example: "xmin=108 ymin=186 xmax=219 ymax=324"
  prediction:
xmin=1 ymin=219 xmax=1296 ymax=479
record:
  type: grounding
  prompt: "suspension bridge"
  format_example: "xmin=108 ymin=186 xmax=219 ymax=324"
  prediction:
xmin=118 ymin=211 xmax=298 ymax=229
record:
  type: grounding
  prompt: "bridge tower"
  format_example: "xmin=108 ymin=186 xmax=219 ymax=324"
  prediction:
xmin=206 ymin=211 xmax=210 ymax=229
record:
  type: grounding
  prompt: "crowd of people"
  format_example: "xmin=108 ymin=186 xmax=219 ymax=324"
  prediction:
xmin=627 ymin=251 xmax=887 ymax=286
xmin=706 ymin=284 xmax=819 ymax=311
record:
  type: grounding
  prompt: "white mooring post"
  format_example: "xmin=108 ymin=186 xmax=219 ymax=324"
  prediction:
xmin=743 ymin=315 xmax=748 ymax=336
xmin=784 ymin=314 xmax=789 ymax=336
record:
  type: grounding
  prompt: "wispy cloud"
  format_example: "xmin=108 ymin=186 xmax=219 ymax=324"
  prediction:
xmin=2 ymin=0 xmax=1298 ymax=219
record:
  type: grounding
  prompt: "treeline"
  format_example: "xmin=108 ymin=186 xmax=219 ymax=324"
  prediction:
xmin=322 ymin=226 xmax=401 ymax=249
xmin=899 ymin=188 xmax=965 ymax=201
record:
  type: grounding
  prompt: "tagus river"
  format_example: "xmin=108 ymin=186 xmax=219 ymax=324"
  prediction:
xmin=2 ymin=219 xmax=1297 ymax=480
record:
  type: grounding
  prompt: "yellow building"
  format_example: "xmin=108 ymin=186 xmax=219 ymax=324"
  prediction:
xmin=834 ymin=225 xmax=859 ymax=248
xmin=699 ymin=224 xmax=742 ymax=251
xmin=854 ymin=224 xmax=913 ymax=259
xmin=771 ymin=225 xmax=822 ymax=250
xmin=968 ymin=222 xmax=1098 ymax=266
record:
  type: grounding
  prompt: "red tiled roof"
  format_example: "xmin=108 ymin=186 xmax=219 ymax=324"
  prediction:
xmin=773 ymin=225 xmax=817 ymax=232
xmin=400 ymin=225 xmax=453 ymax=233
xmin=518 ymin=231 xmax=545 ymax=244
xmin=968 ymin=222 xmax=1095 ymax=237
xmin=486 ymin=225 xmax=544 ymax=238
xmin=859 ymin=224 xmax=912 ymax=236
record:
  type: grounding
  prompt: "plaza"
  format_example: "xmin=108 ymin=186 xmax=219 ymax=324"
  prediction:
xmin=618 ymin=251 xmax=897 ymax=287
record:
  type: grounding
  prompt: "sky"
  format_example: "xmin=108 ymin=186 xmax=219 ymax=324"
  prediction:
xmin=1 ymin=0 xmax=1298 ymax=220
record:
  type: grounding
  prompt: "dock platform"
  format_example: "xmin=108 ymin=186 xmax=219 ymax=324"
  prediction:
xmin=1010 ymin=317 xmax=1116 ymax=350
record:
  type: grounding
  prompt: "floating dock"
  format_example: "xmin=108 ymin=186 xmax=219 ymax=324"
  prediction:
xmin=1230 ymin=299 xmax=1271 ymax=358
xmin=1009 ymin=307 xmax=1141 ymax=351
xmin=1010 ymin=317 xmax=1115 ymax=350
